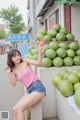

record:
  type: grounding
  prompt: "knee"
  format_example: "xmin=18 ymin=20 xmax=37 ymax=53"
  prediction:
xmin=13 ymin=106 xmax=23 ymax=115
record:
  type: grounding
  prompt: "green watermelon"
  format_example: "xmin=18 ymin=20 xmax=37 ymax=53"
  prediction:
xmin=52 ymin=38 xmax=56 ymax=41
xmin=39 ymin=28 xmax=47 ymax=35
xmin=63 ymin=57 xmax=73 ymax=66
xmin=42 ymin=58 xmax=52 ymax=67
xmin=73 ymin=56 xmax=80 ymax=65
xmin=66 ymin=49 xmax=75 ymax=58
xmin=72 ymin=68 xmax=80 ymax=76
xmin=53 ymin=24 xmax=61 ymax=32
xmin=36 ymin=33 xmax=44 ymax=40
xmin=63 ymin=72 xmax=71 ymax=80
xmin=76 ymin=49 xmax=80 ymax=56
xmin=43 ymin=45 xmax=49 ymax=52
xmin=58 ymin=80 xmax=73 ymax=97
xmin=56 ymin=48 xmax=66 ymax=58
xmin=68 ymin=74 xmax=79 ymax=85
xmin=43 ymin=35 xmax=51 ymax=41
xmin=47 ymin=29 xmax=57 ymax=37
xmin=66 ymin=33 xmax=75 ymax=41
xmin=46 ymin=49 xmax=56 ymax=59
xmin=60 ymin=28 xmax=68 ymax=35
xmin=59 ymin=69 xmax=69 ymax=77
xmin=53 ymin=75 xmax=63 ymax=86
xmin=59 ymin=42 xmax=68 ymax=50
xmin=49 ymin=42 xmax=58 ymax=50
xmin=32 ymin=54 xmax=38 ymax=60
xmin=74 ymin=89 xmax=80 ymax=108
xmin=69 ymin=42 xmax=79 ymax=50
xmin=31 ymin=49 xmax=38 ymax=55
xmin=56 ymin=33 xmax=66 ymax=41
xmin=74 ymin=83 xmax=80 ymax=92
xmin=53 ymin=57 xmax=63 ymax=67
xmin=28 ymin=46 xmax=35 ymax=52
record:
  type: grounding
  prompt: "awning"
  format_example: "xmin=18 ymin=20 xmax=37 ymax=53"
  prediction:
xmin=36 ymin=0 xmax=54 ymax=17
xmin=36 ymin=0 xmax=79 ymax=17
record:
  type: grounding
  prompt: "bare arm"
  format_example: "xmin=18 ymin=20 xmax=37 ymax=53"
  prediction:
xmin=5 ymin=66 xmax=17 ymax=87
xmin=8 ymin=72 xmax=17 ymax=87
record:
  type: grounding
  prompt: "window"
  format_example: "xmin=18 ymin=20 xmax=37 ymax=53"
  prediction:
xmin=45 ymin=19 xmax=48 ymax=31
xmin=49 ymin=9 xmax=59 ymax=30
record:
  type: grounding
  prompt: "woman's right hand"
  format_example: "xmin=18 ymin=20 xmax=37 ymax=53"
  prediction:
xmin=5 ymin=65 xmax=11 ymax=73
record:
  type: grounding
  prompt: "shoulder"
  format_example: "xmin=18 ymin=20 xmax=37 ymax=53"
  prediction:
xmin=23 ymin=58 xmax=30 ymax=64
xmin=24 ymin=58 xmax=28 ymax=62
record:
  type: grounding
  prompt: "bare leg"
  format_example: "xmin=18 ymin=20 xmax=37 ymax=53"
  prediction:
xmin=14 ymin=92 xmax=45 ymax=120
xmin=13 ymin=114 xmax=17 ymax=120
xmin=18 ymin=92 xmax=45 ymax=110
xmin=13 ymin=93 xmax=29 ymax=120
xmin=17 ymin=110 xmax=24 ymax=120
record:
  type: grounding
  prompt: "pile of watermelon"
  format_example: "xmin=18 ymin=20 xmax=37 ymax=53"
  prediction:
xmin=25 ymin=24 xmax=80 ymax=67
xmin=36 ymin=24 xmax=75 ymax=42
xmin=52 ymin=68 xmax=80 ymax=108
xmin=25 ymin=46 xmax=38 ymax=60
xmin=42 ymin=41 xmax=80 ymax=67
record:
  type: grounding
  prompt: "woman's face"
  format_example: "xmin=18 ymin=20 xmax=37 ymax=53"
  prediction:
xmin=12 ymin=52 xmax=21 ymax=64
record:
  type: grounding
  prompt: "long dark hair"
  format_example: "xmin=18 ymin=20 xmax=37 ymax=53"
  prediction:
xmin=7 ymin=49 xmax=23 ymax=72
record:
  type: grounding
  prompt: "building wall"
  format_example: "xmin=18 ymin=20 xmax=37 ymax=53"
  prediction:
xmin=27 ymin=0 xmax=37 ymax=40
xmin=32 ymin=0 xmax=37 ymax=39
xmin=71 ymin=5 xmax=80 ymax=41
xmin=36 ymin=16 xmax=44 ymax=33
xmin=36 ymin=4 xmax=64 ymax=32
xmin=29 ymin=1 xmax=80 ymax=41
xmin=29 ymin=0 xmax=34 ymax=27
xmin=36 ymin=3 xmax=80 ymax=42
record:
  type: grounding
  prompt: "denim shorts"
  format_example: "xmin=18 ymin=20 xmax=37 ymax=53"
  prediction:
xmin=27 ymin=80 xmax=46 ymax=95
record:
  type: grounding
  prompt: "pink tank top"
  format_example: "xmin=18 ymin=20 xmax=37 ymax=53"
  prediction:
xmin=16 ymin=66 xmax=40 ymax=88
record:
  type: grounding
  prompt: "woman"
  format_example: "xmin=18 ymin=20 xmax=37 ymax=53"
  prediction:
xmin=5 ymin=43 xmax=46 ymax=120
